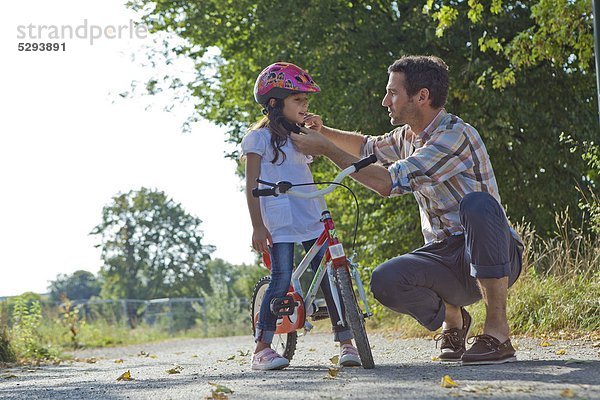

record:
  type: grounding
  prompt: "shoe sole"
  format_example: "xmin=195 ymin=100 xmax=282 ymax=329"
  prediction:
xmin=251 ymin=360 xmax=290 ymax=370
xmin=252 ymin=363 xmax=289 ymax=370
xmin=340 ymin=361 xmax=362 ymax=367
xmin=340 ymin=355 xmax=362 ymax=367
xmin=462 ymin=356 xmax=517 ymax=366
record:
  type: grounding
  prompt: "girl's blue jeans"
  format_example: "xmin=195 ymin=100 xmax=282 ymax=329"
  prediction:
xmin=255 ymin=238 xmax=353 ymax=344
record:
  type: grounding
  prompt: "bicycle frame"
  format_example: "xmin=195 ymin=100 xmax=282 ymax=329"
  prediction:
xmin=254 ymin=154 xmax=377 ymax=335
xmin=263 ymin=199 xmax=372 ymax=335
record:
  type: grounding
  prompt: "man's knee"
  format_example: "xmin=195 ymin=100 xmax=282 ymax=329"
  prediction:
xmin=370 ymin=266 xmax=392 ymax=303
xmin=460 ymin=191 xmax=500 ymax=222
xmin=370 ymin=262 xmax=412 ymax=307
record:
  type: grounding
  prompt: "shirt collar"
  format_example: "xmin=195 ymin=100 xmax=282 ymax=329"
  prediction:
xmin=416 ymin=109 xmax=447 ymax=144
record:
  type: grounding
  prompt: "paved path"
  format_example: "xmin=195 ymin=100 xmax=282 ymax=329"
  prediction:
xmin=0 ymin=333 xmax=598 ymax=399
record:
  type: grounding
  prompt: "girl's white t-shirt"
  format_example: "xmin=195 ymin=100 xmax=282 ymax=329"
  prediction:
xmin=241 ymin=128 xmax=324 ymax=243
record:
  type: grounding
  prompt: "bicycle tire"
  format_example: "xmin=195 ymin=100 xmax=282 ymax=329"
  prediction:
xmin=251 ymin=276 xmax=297 ymax=361
xmin=335 ymin=264 xmax=375 ymax=369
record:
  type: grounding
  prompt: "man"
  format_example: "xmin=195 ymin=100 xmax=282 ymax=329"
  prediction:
xmin=291 ymin=55 xmax=523 ymax=365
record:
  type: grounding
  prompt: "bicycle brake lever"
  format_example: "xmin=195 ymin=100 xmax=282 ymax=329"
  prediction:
xmin=256 ymin=178 xmax=276 ymax=187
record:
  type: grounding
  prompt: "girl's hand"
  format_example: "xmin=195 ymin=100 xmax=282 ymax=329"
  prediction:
xmin=252 ymin=225 xmax=273 ymax=254
xmin=303 ymin=113 xmax=323 ymax=132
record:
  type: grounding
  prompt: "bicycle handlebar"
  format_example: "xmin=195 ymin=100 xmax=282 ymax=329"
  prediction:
xmin=252 ymin=154 xmax=378 ymax=199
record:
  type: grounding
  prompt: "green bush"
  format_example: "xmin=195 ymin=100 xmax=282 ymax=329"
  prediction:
xmin=11 ymin=296 xmax=58 ymax=361
xmin=0 ymin=326 xmax=15 ymax=363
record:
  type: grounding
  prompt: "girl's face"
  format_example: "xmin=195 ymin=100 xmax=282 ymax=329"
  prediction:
xmin=281 ymin=93 xmax=309 ymax=124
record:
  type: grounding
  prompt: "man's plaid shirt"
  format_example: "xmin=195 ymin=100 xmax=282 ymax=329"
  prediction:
xmin=361 ymin=109 xmax=520 ymax=244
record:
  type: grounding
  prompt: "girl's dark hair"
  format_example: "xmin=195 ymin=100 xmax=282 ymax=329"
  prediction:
xmin=250 ymin=98 xmax=291 ymax=165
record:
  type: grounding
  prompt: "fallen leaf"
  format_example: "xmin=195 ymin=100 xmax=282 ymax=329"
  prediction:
xmin=308 ymin=348 xmax=316 ymax=352
xmin=116 ymin=370 xmax=133 ymax=381
xmin=166 ymin=365 xmax=184 ymax=374
xmin=227 ymin=355 xmax=235 ymax=360
xmin=441 ymin=375 xmax=459 ymax=388
xmin=208 ymin=382 xmax=234 ymax=394
xmin=540 ymin=341 xmax=552 ymax=347
xmin=555 ymin=349 xmax=566 ymax=355
xmin=1 ymin=374 xmax=17 ymax=379
xmin=431 ymin=356 xmax=440 ymax=361
xmin=560 ymin=388 xmax=576 ymax=398
xmin=138 ymin=350 xmax=150 ymax=357
xmin=192 ymin=354 xmax=199 ymax=358
xmin=114 ymin=359 xmax=124 ymax=364
xmin=329 ymin=355 xmax=339 ymax=364
xmin=205 ymin=393 xmax=229 ymax=400
xmin=238 ymin=350 xmax=250 ymax=357
xmin=327 ymin=367 xmax=340 ymax=378
xmin=86 ymin=358 xmax=97 ymax=364
xmin=150 ymin=355 xmax=158 ymax=359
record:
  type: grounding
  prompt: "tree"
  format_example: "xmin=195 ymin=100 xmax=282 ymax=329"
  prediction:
xmin=125 ymin=0 xmax=596 ymax=263
xmin=47 ymin=270 xmax=101 ymax=302
xmin=91 ymin=188 xmax=215 ymax=301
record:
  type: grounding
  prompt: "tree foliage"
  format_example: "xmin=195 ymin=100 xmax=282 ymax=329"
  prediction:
xmin=126 ymin=0 xmax=597 ymax=267
xmin=48 ymin=270 xmax=101 ymax=302
xmin=91 ymin=188 xmax=215 ymax=300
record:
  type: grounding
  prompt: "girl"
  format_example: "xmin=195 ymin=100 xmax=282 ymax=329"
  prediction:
xmin=241 ymin=62 xmax=361 ymax=370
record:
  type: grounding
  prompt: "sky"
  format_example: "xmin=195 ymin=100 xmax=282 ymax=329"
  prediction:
xmin=0 ymin=0 xmax=255 ymax=296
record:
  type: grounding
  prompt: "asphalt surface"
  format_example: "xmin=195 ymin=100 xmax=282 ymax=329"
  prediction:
xmin=0 ymin=333 xmax=598 ymax=399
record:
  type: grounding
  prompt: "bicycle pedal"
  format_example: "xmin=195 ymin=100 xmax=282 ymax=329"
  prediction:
xmin=310 ymin=306 xmax=330 ymax=321
xmin=270 ymin=295 xmax=296 ymax=317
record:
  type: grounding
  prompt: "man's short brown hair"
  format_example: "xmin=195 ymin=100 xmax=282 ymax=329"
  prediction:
xmin=388 ymin=56 xmax=449 ymax=108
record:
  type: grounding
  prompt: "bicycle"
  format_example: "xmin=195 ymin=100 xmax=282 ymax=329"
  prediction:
xmin=250 ymin=151 xmax=378 ymax=369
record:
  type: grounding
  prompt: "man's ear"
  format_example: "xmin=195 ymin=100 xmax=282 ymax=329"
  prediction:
xmin=418 ymin=88 xmax=430 ymax=103
xmin=268 ymin=98 xmax=277 ymax=108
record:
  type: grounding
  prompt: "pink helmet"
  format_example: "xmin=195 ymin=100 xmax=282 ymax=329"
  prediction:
xmin=254 ymin=62 xmax=320 ymax=106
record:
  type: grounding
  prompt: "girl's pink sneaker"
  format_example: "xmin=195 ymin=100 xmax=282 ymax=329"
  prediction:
xmin=339 ymin=343 xmax=361 ymax=367
xmin=251 ymin=348 xmax=290 ymax=370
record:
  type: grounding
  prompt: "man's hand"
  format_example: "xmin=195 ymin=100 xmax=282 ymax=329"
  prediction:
xmin=303 ymin=113 xmax=323 ymax=132
xmin=290 ymin=126 xmax=333 ymax=156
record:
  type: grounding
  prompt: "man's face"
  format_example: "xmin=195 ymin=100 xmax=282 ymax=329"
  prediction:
xmin=381 ymin=72 xmax=418 ymax=126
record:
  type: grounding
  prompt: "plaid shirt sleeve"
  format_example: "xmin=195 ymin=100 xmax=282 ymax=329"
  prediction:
xmin=360 ymin=126 xmax=407 ymax=166
xmin=388 ymin=127 xmax=474 ymax=196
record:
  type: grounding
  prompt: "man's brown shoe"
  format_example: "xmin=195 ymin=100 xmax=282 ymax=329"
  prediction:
xmin=434 ymin=307 xmax=472 ymax=362
xmin=461 ymin=334 xmax=517 ymax=365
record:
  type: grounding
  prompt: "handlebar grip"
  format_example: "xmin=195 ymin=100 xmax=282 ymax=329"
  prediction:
xmin=352 ymin=154 xmax=378 ymax=172
xmin=252 ymin=188 xmax=277 ymax=198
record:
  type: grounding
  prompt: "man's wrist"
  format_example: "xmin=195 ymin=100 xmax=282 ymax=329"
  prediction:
xmin=320 ymin=125 xmax=334 ymax=139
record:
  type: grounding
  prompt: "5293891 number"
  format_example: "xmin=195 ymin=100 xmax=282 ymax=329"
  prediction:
xmin=18 ymin=43 xmax=66 ymax=51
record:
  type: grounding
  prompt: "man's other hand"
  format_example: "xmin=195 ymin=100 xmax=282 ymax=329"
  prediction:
xmin=290 ymin=126 xmax=331 ymax=156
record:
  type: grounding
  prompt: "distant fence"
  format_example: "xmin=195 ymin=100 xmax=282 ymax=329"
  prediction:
xmin=1 ymin=297 xmax=251 ymax=336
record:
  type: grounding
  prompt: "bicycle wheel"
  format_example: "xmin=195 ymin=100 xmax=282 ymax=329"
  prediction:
xmin=251 ymin=276 xmax=297 ymax=361
xmin=335 ymin=264 xmax=375 ymax=369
